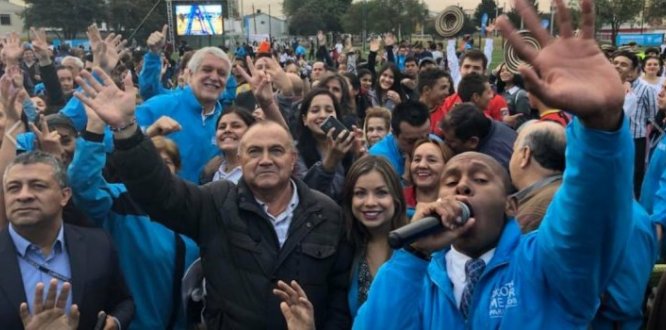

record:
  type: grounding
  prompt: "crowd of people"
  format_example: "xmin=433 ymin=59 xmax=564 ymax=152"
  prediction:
xmin=1 ymin=0 xmax=666 ymax=328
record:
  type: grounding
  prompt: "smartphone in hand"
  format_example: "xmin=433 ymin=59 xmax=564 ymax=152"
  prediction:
xmin=320 ymin=116 xmax=349 ymax=140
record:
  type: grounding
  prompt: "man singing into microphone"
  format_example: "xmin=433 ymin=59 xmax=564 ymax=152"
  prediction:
xmin=353 ymin=0 xmax=634 ymax=328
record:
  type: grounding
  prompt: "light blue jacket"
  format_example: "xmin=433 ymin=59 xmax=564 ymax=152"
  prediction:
xmin=640 ymin=134 xmax=666 ymax=230
xmin=354 ymin=117 xmax=634 ymax=329
xmin=138 ymin=51 xmax=236 ymax=104
xmin=68 ymin=135 xmax=200 ymax=329
xmin=591 ymin=201 xmax=658 ymax=329
xmin=134 ymin=86 xmax=221 ymax=182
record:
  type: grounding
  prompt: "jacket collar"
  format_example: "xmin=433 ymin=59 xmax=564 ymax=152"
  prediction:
xmin=181 ymin=86 xmax=223 ymax=116
xmin=63 ymin=225 xmax=88 ymax=305
xmin=428 ymin=219 xmax=522 ymax=296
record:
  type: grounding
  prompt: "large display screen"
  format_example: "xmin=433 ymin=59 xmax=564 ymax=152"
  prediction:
xmin=175 ymin=4 xmax=224 ymax=36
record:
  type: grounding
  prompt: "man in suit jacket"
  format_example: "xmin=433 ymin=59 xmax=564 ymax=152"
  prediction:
xmin=0 ymin=151 xmax=134 ymax=329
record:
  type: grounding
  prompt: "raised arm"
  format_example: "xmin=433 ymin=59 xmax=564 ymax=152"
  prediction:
xmin=235 ymin=56 xmax=289 ymax=128
xmin=447 ymin=39 xmax=461 ymax=88
xmin=139 ymin=25 xmax=170 ymax=101
xmin=497 ymin=0 xmax=630 ymax=317
xmin=30 ymin=27 xmax=65 ymax=107
xmin=0 ymin=67 xmax=28 ymax=230
xmin=74 ymin=68 xmax=216 ymax=242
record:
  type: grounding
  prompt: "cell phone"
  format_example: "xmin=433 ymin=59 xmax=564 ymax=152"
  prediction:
xmin=21 ymin=98 xmax=40 ymax=129
xmin=320 ymin=116 xmax=348 ymax=140
xmin=93 ymin=311 xmax=107 ymax=330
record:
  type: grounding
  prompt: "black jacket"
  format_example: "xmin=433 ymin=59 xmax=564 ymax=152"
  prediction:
xmin=111 ymin=129 xmax=353 ymax=330
xmin=0 ymin=224 xmax=134 ymax=329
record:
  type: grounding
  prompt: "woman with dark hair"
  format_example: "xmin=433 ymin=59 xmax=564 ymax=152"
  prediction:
xmin=200 ymin=106 xmax=256 ymax=184
xmin=342 ymin=156 xmax=408 ymax=317
xmin=403 ymin=138 xmax=454 ymax=218
xmin=295 ymin=88 xmax=361 ymax=200
xmin=368 ymin=63 xmax=405 ymax=111
xmin=319 ymin=73 xmax=358 ymax=127
xmin=343 ymin=71 xmax=372 ymax=122
xmin=641 ymin=55 xmax=665 ymax=97
xmin=496 ymin=62 xmax=532 ymax=129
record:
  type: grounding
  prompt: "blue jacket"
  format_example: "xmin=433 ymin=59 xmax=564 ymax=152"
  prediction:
xmin=139 ymin=52 xmax=236 ymax=105
xmin=354 ymin=117 xmax=634 ymax=329
xmin=68 ymin=135 xmax=200 ymax=330
xmin=135 ymin=86 xmax=221 ymax=182
xmin=640 ymin=134 xmax=666 ymax=230
xmin=592 ymin=201 xmax=658 ymax=329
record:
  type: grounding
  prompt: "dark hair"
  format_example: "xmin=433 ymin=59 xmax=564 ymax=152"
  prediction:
xmin=357 ymin=68 xmax=373 ymax=88
xmin=5 ymin=151 xmax=68 ymax=188
xmin=391 ymin=100 xmax=430 ymax=136
xmin=342 ymin=156 xmax=408 ymax=251
xmin=215 ymin=105 xmax=256 ymax=129
xmin=374 ymin=62 xmax=405 ymax=100
xmin=520 ymin=126 xmax=566 ymax=172
xmin=404 ymin=56 xmax=417 ymax=65
xmin=342 ymin=72 xmax=360 ymax=91
xmin=495 ymin=63 xmax=525 ymax=94
xmin=297 ymin=89 xmax=344 ymax=168
xmin=612 ymin=50 xmax=639 ymax=69
xmin=440 ymin=103 xmax=491 ymax=141
xmin=458 ymin=72 xmax=488 ymax=102
xmin=319 ymin=73 xmax=354 ymax=117
xmin=645 ymin=47 xmax=661 ymax=56
xmin=459 ymin=49 xmax=488 ymax=70
xmin=417 ymin=68 xmax=451 ymax=94
xmin=642 ymin=55 xmax=664 ymax=76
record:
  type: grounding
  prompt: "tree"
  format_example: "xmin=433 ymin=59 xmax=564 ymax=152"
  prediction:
xmin=283 ymin=0 xmax=352 ymax=34
xmin=473 ymin=0 xmax=499 ymax=26
xmin=108 ymin=0 xmax=167 ymax=47
xmin=340 ymin=0 xmax=428 ymax=36
xmin=23 ymin=0 xmax=107 ymax=39
xmin=596 ymin=0 xmax=643 ymax=46
xmin=644 ymin=0 xmax=666 ymax=24
xmin=506 ymin=0 xmax=540 ymax=29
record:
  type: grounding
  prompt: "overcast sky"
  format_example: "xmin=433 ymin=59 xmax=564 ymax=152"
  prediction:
xmin=243 ymin=0 xmax=554 ymax=18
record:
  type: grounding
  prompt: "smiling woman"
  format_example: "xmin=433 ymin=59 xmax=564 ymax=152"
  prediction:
xmin=200 ymin=106 xmax=256 ymax=184
xmin=404 ymin=138 xmax=454 ymax=219
xmin=340 ymin=156 xmax=408 ymax=318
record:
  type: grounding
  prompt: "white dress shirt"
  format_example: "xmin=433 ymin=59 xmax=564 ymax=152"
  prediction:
xmin=445 ymin=245 xmax=496 ymax=307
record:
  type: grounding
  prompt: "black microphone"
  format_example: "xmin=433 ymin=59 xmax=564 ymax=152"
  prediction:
xmin=388 ymin=201 xmax=472 ymax=249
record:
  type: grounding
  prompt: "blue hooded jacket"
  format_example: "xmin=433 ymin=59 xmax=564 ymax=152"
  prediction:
xmin=354 ymin=117 xmax=634 ymax=329
xmin=68 ymin=135 xmax=200 ymax=329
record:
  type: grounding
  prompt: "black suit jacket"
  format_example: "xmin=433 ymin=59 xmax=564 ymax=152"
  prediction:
xmin=0 ymin=224 xmax=134 ymax=329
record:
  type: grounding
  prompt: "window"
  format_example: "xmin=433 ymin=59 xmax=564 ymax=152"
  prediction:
xmin=0 ymin=14 xmax=10 ymax=26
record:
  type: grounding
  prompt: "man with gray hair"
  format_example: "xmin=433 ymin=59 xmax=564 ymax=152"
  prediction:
xmin=0 ymin=151 xmax=134 ymax=329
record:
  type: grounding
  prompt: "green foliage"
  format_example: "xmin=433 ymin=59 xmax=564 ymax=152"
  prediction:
xmin=23 ymin=0 xmax=107 ymax=39
xmin=108 ymin=0 xmax=167 ymax=45
xmin=284 ymin=0 xmax=352 ymax=34
xmin=596 ymin=0 xmax=643 ymax=45
xmin=340 ymin=0 xmax=428 ymax=36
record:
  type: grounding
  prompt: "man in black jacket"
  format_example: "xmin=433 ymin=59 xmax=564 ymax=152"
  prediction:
xmin=76 ymin=70 xmax=353 ymax=329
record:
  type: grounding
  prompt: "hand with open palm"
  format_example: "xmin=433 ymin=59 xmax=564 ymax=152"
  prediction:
xmin=496 ymin=0 xmax=624 ymax=130
xmin=74 ymin=68 xmax=137 ymax=130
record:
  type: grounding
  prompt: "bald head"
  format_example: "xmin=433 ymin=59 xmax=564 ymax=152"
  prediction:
xmin=515 ymin=121 xmax=566 ymax=172
xmin=446 ymin=152 xmax=512 ymax=194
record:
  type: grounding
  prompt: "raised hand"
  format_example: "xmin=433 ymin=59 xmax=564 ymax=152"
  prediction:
xmin=322 ymin=127 xmax=355 ymax=172
xmin=74 ymin=68 xmax=137 ymax=130
xmin=87 ymin=24 xmax=128 ymax=74
xmin=147 ymin=25 xmax=168 ymax=54
xmin=1 ymin=32 xmax=23 ymax=66
xmin=485 ymin=20 xmax=496 ymax=35
xmin=496 ymin=0 xmax=623 ymax=130
xmin=29 ymin=27 xmax=51 ymax=64
xmin=0 ymin=67 xmax=28 ymax=123
xmin=31 ymin=118 xmax=64 ymax=160
xmin=273 ymin=280 xmax=315 ymax=330
xmin=20 ymin=279 xmax=80 ymax=330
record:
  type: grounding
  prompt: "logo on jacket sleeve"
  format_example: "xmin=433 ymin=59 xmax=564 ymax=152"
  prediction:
xmin=489 ymin=281 xmax=518 ymax=318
